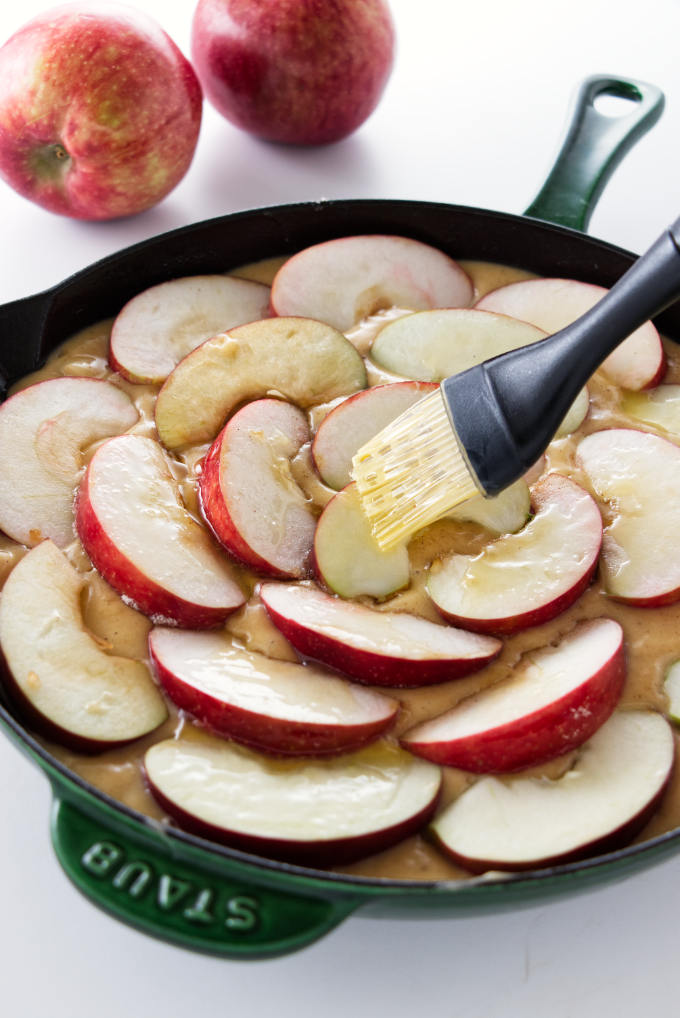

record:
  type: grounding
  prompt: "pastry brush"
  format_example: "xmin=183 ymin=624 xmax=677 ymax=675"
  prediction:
xmin=352 ymin=216 xmax=680 ymax=550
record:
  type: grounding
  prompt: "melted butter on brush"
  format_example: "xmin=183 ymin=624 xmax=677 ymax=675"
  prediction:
xmin=352 ymin=388 xmax=480 ymax=550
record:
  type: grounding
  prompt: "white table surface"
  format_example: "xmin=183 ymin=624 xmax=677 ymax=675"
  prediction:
xmin=1 ymin=0 xmax=680 ymax=1014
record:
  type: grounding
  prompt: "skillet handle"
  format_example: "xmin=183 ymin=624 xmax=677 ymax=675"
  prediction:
xmin=525 ymin=75 xmax=664 ymax=232
xmin=50 ymin=794 xmax=360 ymax=959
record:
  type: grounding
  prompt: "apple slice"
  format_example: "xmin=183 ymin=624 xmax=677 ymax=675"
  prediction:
xmin=0 ymin=377 xmax=138 ymax=548
xmin=621 ymin=385 xmax=680 ymax=436
xmin=476 ymin=278 xmax=665 ymax=389
xmin=368 ymin=307 xmax=589 ymax=436
xmin=312 ymin=381 xmax=437 ymax=490
xmin=0 ymin=540 xmax=167 ymax=752
xmin=402 ymin=618 xmax=624 ymax=770
xmin=109 ymin=274 xmax=271 ymax=384
xmin=75 ymin=434 xmax=246 ymax=628
xmin=149 ymin=626 xmax=398 ymax=754
xmin=145 ymin=734 xmax=442 ymax=865
xmin=260 ymin=582 xmax=501 ymax=687
xmin=664 ymin=661 xmax=680 ymax=725
xmin=577 ymin=428 xmax=680 ymax=605
xmin=430 ymin=710 xmax=674 ymax=872
xmin=370 ymin=307 xmax=548 ymax=380
xmin=446 ymin=479 xmax=530 ymax=535
xmin=427 ymin=474 xmax=603 ymax=633
xmin=313 ymin=482 xmax=410 ymax=598
xmin=199 ymin=398 xmax=317 ymax=578
xmin=155 ymin=317 xmax=366 ymax=450
xmin=270 ymin=235 xmax=473 ymax=332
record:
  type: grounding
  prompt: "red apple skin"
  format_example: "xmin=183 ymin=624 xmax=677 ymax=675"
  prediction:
xmin=190 ymin=0 xmax=394 ymax=145
xmin=261 ymin=591 xmax=502 ymax=688
xmin=198 ymin=419 xmax=311 ymax=579
xmin=146 ymin=770 xmax=440 ymax=867
xmin=149 ymin=639 xmax=397 ymax=757
xmin=429 ymin=780 xmax=670 ymax=875
xmin=435 ymin=567 xmax=599 ymax=637
xmin=401 ymin=638 xmax=625 ymax=772
xmin=0 ymin=3 xmax=202 ymax=220
xmin=75 ymin=470 xmax=242 ymax=629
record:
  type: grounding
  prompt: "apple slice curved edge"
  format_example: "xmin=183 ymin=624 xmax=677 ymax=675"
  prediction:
xmin=145 ymin=735 xmax=442 ymax=866
xmin=260 ymin=581 xmax=502 ymax=687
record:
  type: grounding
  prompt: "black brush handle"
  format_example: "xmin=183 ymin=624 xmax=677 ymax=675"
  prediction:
xmin=444 ymin=217 xmax=680 ymax=495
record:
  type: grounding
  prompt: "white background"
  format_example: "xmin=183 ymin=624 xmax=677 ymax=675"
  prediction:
xmin=1 ymin=0 xmax=680 ymax=1014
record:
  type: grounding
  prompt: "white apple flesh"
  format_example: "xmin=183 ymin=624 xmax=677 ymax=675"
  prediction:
xmin=312 ymin=381 xmax=437 ymax=490
xmin=577 ymin=428 xmax=680 ymax=605
xmin=313 ymin=482 xmax=410 ymax=598
xmin=430 ymin=710 xmax=674 ymax=872
xmin=370 ymin=307 xmax=548 ymax=380
xmin=0 ymin=376 xmax=138 ymax=548
xmin=476 ymin=277 xmax=665 ymax=390
xmin=155 ymin=316 xmax=366 ymax=450
xmin=149 ymin=626 xmax=398 ymax=755
xmin=145 ymin=734 xmax=442 ymax=865
xmin=0 ymin=540 xmax=167 ymax=751
xmin=270 ymin=236 xmax=473 ymax=332
xmin=621 ymin=385 xmax=680 ymax=437
xmin=75 ymin=434 xmax=245 ymax=627
xmin=664 ymin=661 xmax=680 ymax=725
xmin=427 ymin=474 xmax=603 ymax=633
xmin=109 ymin=275 xmax=271 ymax=384
xmin=260 ymin=582 xmax=502 ymax=687
xmin=199 ymin=399 xmax=317 ymax=578
xmin=402 ymin=618 xmax=624 ymax=770
xmin=369 ymin=307 xmax=589 ymax=438
xmin=445 ymin=479 xmax=531 ymax=535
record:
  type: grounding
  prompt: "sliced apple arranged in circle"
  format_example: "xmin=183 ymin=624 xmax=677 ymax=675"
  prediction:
xmin=402 ymin=618 xmax=624 ymax=770
xmin=260 ymin=582 xmax=502 ymax=688
xmin=369 ymin=307 xmax=589 ymax=438
xmin=430 ymin=710 xmax=674 ymax=873
xmin=577 ymin=428 xmax=680 ymax=605
xmin=427 ymin=474 xmax=603 ymax=633
xmin=199 ymin=398 xmax=316 ymax=578
xmin=145 ymin=734 xmax=442 ymax=865
xmin=0 ymin=540 xmax=167 ymax=751
xmin=109 ymin=274 xmax=271 ymax=384
xmin=149 ymin=626 xmax=398 ymax=755
xmin=76 ymin=435 xmax=245 ymax=628
xmin=312 ymin=380 xmax=437 ymax=490
xmin=270 ymin=235 xmax=473 ymax=332
xmin=476 ymin=277 xmax=665 ymax=390
xmin=664 ymin=661 xmax=680 ymax=725
xmin=445 ymin=479 xmax=531 ymax=535
xmin=155 ymin=317 xmax=366 ymax=450
xmin=621 ymin=384 xmax=680 ymax=437
xmin=370 ymin=307 xmax=548 ymax=380
xmin=313 ymin=482 xmax=410 ymax=598
xmin=0 ymin=377 xmax=138 ymax=548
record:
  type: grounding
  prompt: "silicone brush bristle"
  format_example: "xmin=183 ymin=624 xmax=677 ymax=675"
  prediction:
xmin=352 ymin=388 xmax=481 ymax=550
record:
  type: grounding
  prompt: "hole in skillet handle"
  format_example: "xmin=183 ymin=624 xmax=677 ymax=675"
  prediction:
xmin=593 ymin=85 xmax=643 ymax=119
xmin=525 ymin=74 xmax=665 ymax=232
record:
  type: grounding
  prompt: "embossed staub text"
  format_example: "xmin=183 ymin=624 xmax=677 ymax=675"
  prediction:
xmin=81 ymin=840 xmax=259 ymax=931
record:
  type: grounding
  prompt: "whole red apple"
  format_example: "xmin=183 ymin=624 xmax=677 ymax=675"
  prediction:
xmin=0 ymin=2 xmax=203 ymax=220
xmin=191 ymin=0 xmax=395 ymax=145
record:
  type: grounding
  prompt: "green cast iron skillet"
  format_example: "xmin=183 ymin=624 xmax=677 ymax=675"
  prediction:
xmin=0 ymin=75 xmax=677 ymax=959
